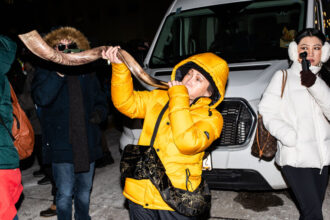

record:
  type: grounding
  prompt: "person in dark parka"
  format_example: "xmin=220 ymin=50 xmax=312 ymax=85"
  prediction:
xmin=32 ymin=26 xmax=108 ymax=220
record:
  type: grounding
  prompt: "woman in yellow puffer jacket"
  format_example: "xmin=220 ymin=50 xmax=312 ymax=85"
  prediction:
xmin=102 ymin=46 xmax=229 ymax=219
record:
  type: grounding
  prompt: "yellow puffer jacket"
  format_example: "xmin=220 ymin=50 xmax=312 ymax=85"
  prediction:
xmin=111 ymin=52 xmax=229 ymax=210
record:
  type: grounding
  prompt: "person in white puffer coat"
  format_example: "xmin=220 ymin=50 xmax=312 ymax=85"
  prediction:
xmin=259 ymin=28 xmax=330 ymax=220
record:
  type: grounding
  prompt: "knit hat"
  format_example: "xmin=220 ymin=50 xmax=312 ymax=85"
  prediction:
xmin=0 ymin=35 xmax=17 ymax=75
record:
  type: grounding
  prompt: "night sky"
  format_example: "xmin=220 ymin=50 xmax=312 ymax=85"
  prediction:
xmin=1 ymin=0 xmax=173 ymax=47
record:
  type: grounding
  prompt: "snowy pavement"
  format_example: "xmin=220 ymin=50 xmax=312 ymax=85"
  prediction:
xmin=17 ymin=127 xmax=330 ymax=220
xmin=17 ymin=128 xmax=128 ymax=220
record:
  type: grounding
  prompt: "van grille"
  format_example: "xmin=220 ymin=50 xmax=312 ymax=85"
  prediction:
xmin=212 ymin=98 xmax=256 ymax=147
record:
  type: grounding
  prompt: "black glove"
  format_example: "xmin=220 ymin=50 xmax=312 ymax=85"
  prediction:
xmin=89 ymin=109 xmax=104 ymax=124
xmin=300 ymin=70 xmax=316 ymax=88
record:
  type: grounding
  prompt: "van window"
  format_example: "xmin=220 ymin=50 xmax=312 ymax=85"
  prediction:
xmin=150 ymin=0 xmax=307 ymax=68
xmin=321 ymin=0 xmax=330 ymax=40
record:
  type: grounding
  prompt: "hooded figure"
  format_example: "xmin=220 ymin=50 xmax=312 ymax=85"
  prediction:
xmin=33 ymin=26 xmax=107 ymax=170
xmin=0 ymin=35 xmax=23 ymax=220
xmin=32 ymin=26 xmax=108 ymax=220
xmin=0 ymin=35 xmax=18 ymax=168
xmin=108 ymin=48 xmax=228 ymax=218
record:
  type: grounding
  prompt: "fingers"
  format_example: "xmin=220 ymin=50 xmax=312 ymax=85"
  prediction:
xmin=168 ymin=80 xmax=183 ymax=88
xmin=101 ymin=46 xmax=122 ymax=64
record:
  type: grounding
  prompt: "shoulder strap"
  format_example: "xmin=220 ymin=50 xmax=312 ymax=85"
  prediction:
xmin=280 ymin=70 xmax=288 ymax=98
xmin=150 ymin=101 xmax=169 ymax=147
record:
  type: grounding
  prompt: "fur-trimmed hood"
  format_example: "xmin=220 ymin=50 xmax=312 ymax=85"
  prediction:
xmin=43 ymin=26 xmax=90 ymax=50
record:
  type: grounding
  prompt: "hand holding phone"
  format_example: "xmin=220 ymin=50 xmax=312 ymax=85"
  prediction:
xmin=299 ymin=52 xmax=316 ymax=87
xmin=299 ymin=52 xmax=310 ymax=71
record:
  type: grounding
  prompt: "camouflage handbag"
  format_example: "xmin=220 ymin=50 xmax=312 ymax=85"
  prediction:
xmin=251 ymin=70 xmax=287 ymax=161
xmin=120 ymin=144 xmax=151 ymax=182
xmin=120 ymin=102 xmax=211 ymax=216
xmin=146 ymin=146 xmax=211 ymax=217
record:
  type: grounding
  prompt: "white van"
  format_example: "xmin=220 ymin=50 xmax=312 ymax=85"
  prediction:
xmin=119 ymin=0 xmax=330 ymax=190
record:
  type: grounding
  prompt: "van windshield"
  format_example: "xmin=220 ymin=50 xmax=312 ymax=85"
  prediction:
xmin=150 ymin=0 xmax=307 ymax=68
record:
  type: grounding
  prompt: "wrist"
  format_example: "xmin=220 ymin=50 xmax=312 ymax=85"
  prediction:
xmin=168 ymin=85 xmax=190 ymax=106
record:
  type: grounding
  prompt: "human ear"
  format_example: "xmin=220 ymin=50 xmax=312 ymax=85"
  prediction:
xmin=321 ymin=42 xmax=330 ymax=63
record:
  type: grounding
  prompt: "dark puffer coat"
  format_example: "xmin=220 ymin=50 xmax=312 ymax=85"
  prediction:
xmin=31 ymin=26 xmax=107 ymax=165
xmin=32 ymin=67 xmax=107 ymax=164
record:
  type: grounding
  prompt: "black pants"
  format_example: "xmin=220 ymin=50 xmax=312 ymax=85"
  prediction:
xmin=128 ymin=200 xmax=197 ymax=220
xmin=44 ymin=164 xmax=56 ymax=205
xmin=282 ymin=166 xmax=329 ymax=220
xmin=34 ymin=134 xmax=43 ymax=168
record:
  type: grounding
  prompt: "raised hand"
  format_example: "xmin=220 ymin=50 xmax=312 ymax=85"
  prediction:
xmin=101 ymin=46 xmax=122 ymax=64
xmin=300 ymin=70 xmax=316 ymax=87
xmin=168 ymin=80 xmax=183 ymax=88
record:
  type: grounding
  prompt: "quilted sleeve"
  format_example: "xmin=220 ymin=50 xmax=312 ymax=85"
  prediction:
xmin=168 ymin=85 xmax=223 ymax=155
xmin=111 ymin=63 xmax=153 ymax=119
xmin=307 ymin=76 xmax=330 ymax=120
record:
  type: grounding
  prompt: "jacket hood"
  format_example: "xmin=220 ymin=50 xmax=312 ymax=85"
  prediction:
xmin=0 ymin=35 xmax=17 ymax=75
xmin=43 ymin=26 xmax=90 ymax=50
xmin=171 ymin=52 xmax=229 ymax=107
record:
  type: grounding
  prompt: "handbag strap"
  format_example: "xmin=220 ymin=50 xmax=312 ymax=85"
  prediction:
xmin=257 ymin=69 xmax=287 ymax=157
xmin=280 ymin=69 xmax=288 ymax=98
xmin=150 ymin=101 xmax=169 ymax=147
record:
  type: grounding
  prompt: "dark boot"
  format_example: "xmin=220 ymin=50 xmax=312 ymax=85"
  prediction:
xmin=37 ymin=176 xmax=51 ymax=185
xmin=33 ymin=169 xmax=45 ymax=177
xmin=40 ymin=204 xmax=56 ymax=217
xmin=103 ymin=151 xmax=114 ymax=165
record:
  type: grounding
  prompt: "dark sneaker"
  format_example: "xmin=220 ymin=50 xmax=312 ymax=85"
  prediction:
xmin=104 ymin=152 xmax=115 ymax=165
xmin=33 ymin=170 xmax=45 ymax=178
xmin=40 ymin=204 xmax=57 ymax=217
xmin=37 ymin=176 xmax=51 ymax=185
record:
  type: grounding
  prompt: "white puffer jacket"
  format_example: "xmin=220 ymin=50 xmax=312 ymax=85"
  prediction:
xmin=259 ymin=61 xmax=330 ymax=169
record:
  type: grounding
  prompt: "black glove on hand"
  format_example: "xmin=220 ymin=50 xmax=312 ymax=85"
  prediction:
xmin=300 ymin=70 xmax=316 ymax=88
xmin=89 ymin=109 xmax=104 ymax=124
